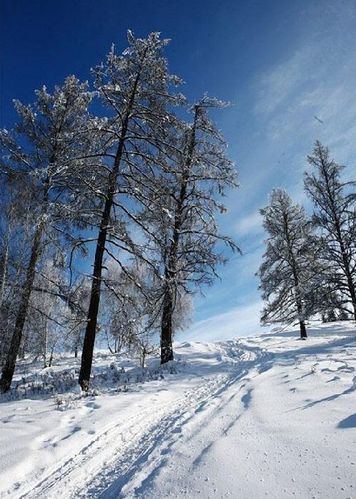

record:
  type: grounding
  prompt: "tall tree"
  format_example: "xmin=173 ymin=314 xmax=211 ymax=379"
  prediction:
xmin=0 ymin=172 xmax=31 ymax=361
xmin=305 ymin=141 xmax=356 ymax=320
xmin=139 ymin=97 xmax=238 ymax=363
xmin=0 ymin=76 xmax=91 ymax=392
xmin=258 ymin=189 xmax=320 ymax=339
xmin=78 ymin=32 xmax=184 ymax=389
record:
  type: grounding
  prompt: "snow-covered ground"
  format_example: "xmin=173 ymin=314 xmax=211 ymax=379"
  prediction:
xmin=0 ymin=322 xmax=355 ymax=498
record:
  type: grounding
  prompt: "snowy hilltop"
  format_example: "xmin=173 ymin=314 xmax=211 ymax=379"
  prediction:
xmin=0 ymin=321 xmax=355 ymax=498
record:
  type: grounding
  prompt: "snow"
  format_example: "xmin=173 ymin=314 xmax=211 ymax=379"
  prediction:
xmin=0 ymin=322 xmax=355 ymax=498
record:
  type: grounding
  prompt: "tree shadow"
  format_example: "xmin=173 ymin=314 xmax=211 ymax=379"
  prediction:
xmin=337 ymin=413 xmax=356 ymax=429
xmin=302 ymin=383 xmax=355 ymax=409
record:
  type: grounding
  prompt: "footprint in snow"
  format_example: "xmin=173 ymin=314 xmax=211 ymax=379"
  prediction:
xmin=1 ymin=415 xmax=15 ymax=423
xmin=337 ymin=365 xmax=354 ymax=373
xmin=195 ymin=401 xmax=207 ymax=413
xmin=60 ymin=426 xmax=82 ymax=442
xmin=85 ymin=401 xmax=101 ymax=409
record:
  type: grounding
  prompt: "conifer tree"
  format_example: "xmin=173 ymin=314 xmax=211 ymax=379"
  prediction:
xmin=139 ymin=97 xmax=238 ymax=362
xmin=258 ymin=189 xmax=320 ymax=339
xmin=0 ymin=77 xmax=91 ymax=392
xmin=77 ymin=32 xmax=184 ymax=389
xmin=305 ymin=141 xmax=356 ymax=320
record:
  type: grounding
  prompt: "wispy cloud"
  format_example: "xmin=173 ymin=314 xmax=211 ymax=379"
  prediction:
xmin=234 ymin=210 xmax=263 ymax=237
xmin=254 ymin=8 xmax=356 ymax=166
xmin=182 ymin=300 xmax=267 ymax=341
xmin=190 ymin=1 xmax=356 ymax=341
xmin=255 ymin=46 xmax=317 ymax=117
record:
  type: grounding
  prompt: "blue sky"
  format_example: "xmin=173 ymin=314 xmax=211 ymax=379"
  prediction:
xmin=1 ymin=0 xmax=356 ymax=340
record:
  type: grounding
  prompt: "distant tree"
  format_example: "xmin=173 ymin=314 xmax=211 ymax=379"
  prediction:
xmin=65 ymin=278 xmax=91 ymax=358
xmin=25 ymin=260 xmax=78 ymax=367
xmin=0 ymin=76 xmax=91 ymax=392
xmin=316 ymin=285 xmax=351 ymax=322
xmin=99 ymin=263 xmax=143 ymax=355
xmin=258 ymin=189 xmax=321 ymax=339
xmin=305 ymin=141 xmax=356 ymax=320
xmin=100 ymin=258 xmax=192 ymax=368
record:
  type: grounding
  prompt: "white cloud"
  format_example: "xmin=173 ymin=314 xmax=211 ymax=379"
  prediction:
xmin=234 ymin=210 xmax=263 ymax=237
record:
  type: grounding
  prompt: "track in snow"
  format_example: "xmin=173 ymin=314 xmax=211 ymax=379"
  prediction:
xmin=18 ymin=341 xmax=272 ymax=499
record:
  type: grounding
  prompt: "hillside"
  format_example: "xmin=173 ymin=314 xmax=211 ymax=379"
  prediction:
xmin=0 ymin=322 xmax=355 ymax=498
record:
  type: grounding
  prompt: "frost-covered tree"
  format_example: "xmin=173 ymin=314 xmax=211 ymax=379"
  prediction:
xmin=100 ymin=258 xmax=191 ymax=368
xmin=305 ymin=141 xmax=356 ymax=320
xmin=0 ymin=192 xmax=12 ymax=310
xmin=0 ymin=77 xmax=91 ymax=392
xmin=65 ymin=278 xmax=91 ymax=358
xmin=26 ymin=288 xmax=62 ymax=368
xmin=0 ymin=173 xmax=32 ymax=363
xmin=315 ymin=285 xmax=351 ymax=322
xmin=258 ymin=189 xmax=320 ymax=339
xmin=25 ymin=260 xmax=83 ymax=367
xmin=77 ymin=32 xmax=184 ymax=389
xmin=99 ymin=263 xmax=143 ymax=354
xmin=140 ymin=98 xmax=237 ymax=363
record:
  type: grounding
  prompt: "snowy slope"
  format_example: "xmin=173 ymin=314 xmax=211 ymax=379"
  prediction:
xmin=0 ymin=322 xmax=355 ymax=498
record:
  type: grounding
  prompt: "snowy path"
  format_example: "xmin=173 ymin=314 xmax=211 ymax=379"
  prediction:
xmin=12 ymin=342 xmax=267 ymax=499
xmin=1 ymin=323 xmax=355 ymax=498
xmin=78 ymin=343 xmax=272 ymax=499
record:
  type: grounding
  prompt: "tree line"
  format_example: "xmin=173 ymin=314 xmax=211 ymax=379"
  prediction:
xmin=258 ymin=141 xmax=356 ymax=338
xmin=0 ymin=32 xmax=238 ymax=393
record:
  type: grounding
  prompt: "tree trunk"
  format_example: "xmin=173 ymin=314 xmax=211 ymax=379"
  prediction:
xmin=299 ymin=320 xmax=307 ymax=339
xmin=282 ymin=212 xmax=309 ymax=340
xmin=43 ymin=325 xmax=48 ymax=368
xmin=78 ymin=198 xmax=113 ymax=390
xmin=0 ymin=224 xmax=43 ymax=393
xmin=0 ymin=237 xmax=9 ymax=309
xmin=48 ymin=349 xmax=54 ymax=367
xmin=140 ymin=348 xmax=147 ymax=369
xmin=78 ymin=73 xmax=141 ymax=389
xmin=160 ymin=290 xmax=174 ymax=364
xmin=160 ymin=107 xmax=199 ymax=364
xmin=341 ymin=255 xmax=356 ymax=321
